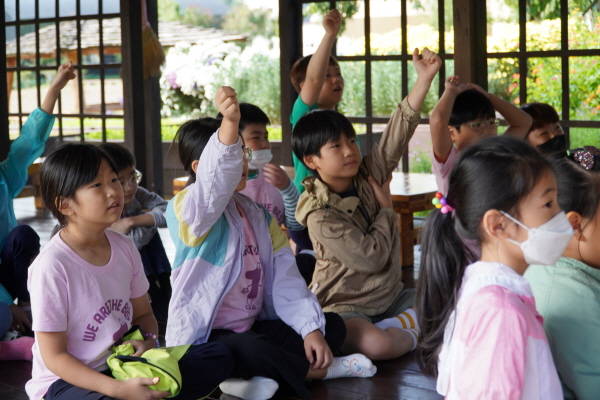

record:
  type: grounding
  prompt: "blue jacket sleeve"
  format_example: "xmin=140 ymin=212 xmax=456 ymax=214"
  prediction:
xmin=0 ymin=108 xmax=54 ymax=197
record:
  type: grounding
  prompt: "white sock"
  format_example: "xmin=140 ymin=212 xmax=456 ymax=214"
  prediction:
xmin=374 ymin=308 xmax=419 ymax=331
xmin=404 ymin=328 xmax=419 ymax=351
xmin=219 ymin=376 xmax=279 ymax=400
xmin=324 ymin=353 xmax=377 ymax=380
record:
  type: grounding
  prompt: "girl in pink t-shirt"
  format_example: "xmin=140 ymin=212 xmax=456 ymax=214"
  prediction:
xmin=416 ymin=136 xmax=571 ymax=399
xmin=26 ymin=143 xmax=233 ymax=400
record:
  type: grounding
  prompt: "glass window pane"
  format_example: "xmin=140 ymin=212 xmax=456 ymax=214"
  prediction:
xmin=60 ymin=0 xmax=77 ymax=17
xmin=337 ymin=0 xmax=364 ymax=56
xmin=9 ymin=71 xmax=21 ymax=114
xmin=568 ymin=4 xmax=600 ymax=50
xmin=82 ymin=69 xmax=102 ymax=114
xmin=105 ymin=78 xmax=123 ymax=115
xmin=84 ymin=117 xmax=103 ymax=140
xmin=106 ymin=118 xmax=125 ymax=140
xmin=488 ymin=57 xmax=520 ymax=107
xmin=569 ymin=56 xmax=600 ymax=121
xmin=444 ymin=0 xmax=454 ymax=53
xmin=19 ymin=0 xmax=35 ymax=20
xmin=19 ymin=24 xmax=36 ymax=67
xmin=39 ymin=23 xmax=58 ymax=66
xmin=408 ymin=124 xmax=432 ymax=173
xmin=82 ymin=20 xmax=101 ymax=65
xmin=103 ymin=19 xmax=122 ymax=62
xmin=526 ymin=5 xmax=561 ymax=51
xmin=20 ymin=70 xmax=38 ymax=113
xmin=9 ymin=117 xmax=21 ymax=140
xmin=525 ymin=57 xmax=561 ymax=112
xmin=487 ymin=1 xmax=518 ymax=53
xmin=372 ymin=61 xmax=402 ymax=117
xmin=82 ymin=1 xmax=99 ymax=15
xmin=6 ymin=0 xmax=16 ymax=21
xmin=369 ymin=0 xmax=400 ymax=56
xmin=62 ymin=117 xmax=82 ymax=141
xmin=338 ymin=60 xmax=365 ymax=117
xmin=103 ymin=0 xmax=120 ymax=14
xmin=407 ymin=0 xmax=439 ymax=53
xmin=39 ymin=0 xmax=56 ymax=18
xmin=570 ymin=127 xmax=600 ymax=148
xmin=60 ymin=77 xmax=80 ymax=114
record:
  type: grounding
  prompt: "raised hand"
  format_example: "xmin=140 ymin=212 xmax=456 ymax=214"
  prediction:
xmin=444 ymin=76 xmax=470 ymax=95
xmin=41 ymin=61 xmax=76 ymax=114
xmin=412 ymin=47 xmax=442 ymax=82
xmin=263 ymin=163 xmax=291 ymax=190
xmin=215 ymin=86 xmax=240 ymax=123
xmin=323 ymin=9 xmax=342 ymax=37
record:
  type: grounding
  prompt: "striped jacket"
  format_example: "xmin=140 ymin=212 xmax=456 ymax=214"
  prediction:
xmin=165 ymin=131 xmax=326 ymax=347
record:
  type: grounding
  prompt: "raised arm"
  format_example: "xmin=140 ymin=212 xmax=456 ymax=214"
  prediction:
xmin=407 ymin=47 xmax=442 ymax=112
xmin=430 ymin=77 xmax=471 ymax=162
xmin=216 ymin=86 xmax=240 ymax=145
xmin=466 ymin=83 xmax=532 ymax=139
xmin=41 ymin=61 xmax=76 ymax=115
xmin=300 ymin=9 xmax=341 ymax=106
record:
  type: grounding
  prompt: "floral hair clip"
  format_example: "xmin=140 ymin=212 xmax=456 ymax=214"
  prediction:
xmin=432 ymin=192 xmax=454 ymax=214
xmin=573 ymin=146 xmax=600 ymax=170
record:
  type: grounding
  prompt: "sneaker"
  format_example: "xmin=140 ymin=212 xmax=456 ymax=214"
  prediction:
xmin=1 ymin=330 xmax=22 ymax=341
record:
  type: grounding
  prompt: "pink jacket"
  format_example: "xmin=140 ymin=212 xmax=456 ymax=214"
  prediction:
xmin=437 ymin=261 xmax=562 ymax=400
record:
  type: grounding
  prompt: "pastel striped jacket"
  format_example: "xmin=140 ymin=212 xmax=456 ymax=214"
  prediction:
xmin=165 ymin=131 xmax=325 ymax=347
xmin=437 ymin=261 xmax=563 ymax=400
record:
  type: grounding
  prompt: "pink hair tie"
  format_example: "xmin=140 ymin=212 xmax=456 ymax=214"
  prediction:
xmin=432 ymin=192 xmax=454 ymax=214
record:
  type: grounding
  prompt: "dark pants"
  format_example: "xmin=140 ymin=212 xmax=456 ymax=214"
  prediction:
xmin=0 ymin=225 xmax=40 ymax=302
xmin=43 ymin=342 xmax=234 ymax=400
xmin=208 ymin=312 xmax=346 ymax=399
xmin=140 ymin=232 xmax=172 ymax=322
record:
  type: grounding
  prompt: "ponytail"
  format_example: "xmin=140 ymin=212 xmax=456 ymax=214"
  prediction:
xmin=416 ymin=208 xmax=474 ymax=376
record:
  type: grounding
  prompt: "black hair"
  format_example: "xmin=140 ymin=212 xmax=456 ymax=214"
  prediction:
xmin=449 ymin=89 xmax=495 ymax=131
xmin=291 ymin=109 xmax=356 ymax=175
xmin=173 ymin=117 xmax=222 ymax=183
xmin=40 ymin=143 xmax=118 ymax=226
xmin=290 ymin=54 xmax=340 ymax=94
xmin=548 ymin=148 xmax=600 ymax=221
xmin=98 ymin=142 xmax=136 ymax=172
xmin=216 ymin=103 xmax=270 ymax=133
xmin=521 ymin=102 xmax=560 ymax=134
xmin=416 ymin=136 xmax=552 ymax=377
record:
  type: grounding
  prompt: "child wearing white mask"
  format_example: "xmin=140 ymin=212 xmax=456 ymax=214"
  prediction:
xmin=416 ymin=136 xmax=571 ymax=399
xmin=218 ymin=103 xmax=316 ymax=284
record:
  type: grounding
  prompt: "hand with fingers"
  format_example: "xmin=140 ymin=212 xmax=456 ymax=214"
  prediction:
xmin=116 ymin=376 xmax=171 ymax=400
xmin=412 ymin=47 xmax=442 ymax=81
xmin=304 ymin=330 xmax=333 ymax=371
xmin=323 ymin=8 xmax=342 ymax=37
xmin=262 ymin=163 xmax=291 ymax=190
xmin=445 ymin=76 xmax=470 ymax=95
xmin=215 ymin=86 xmax=240 ymax=146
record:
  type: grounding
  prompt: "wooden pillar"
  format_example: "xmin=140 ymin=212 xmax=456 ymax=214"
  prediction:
xmin=120 ymin=0 xmax=163 ymax=195
xmin=278 ymin=0 xmax=303 ymax=166
xmin=452 ymin=0 xmax=488 ymax=88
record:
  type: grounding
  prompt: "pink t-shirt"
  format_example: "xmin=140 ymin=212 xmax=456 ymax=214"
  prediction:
xmin=26 ymin=229 xmax=149 ymax=400
xmin=431 ymin=145 xmax=459 ymax=196
xmin=240 ymin=168 xmax=285 ymax=226
xmin=213 ymin=207 xmax=264 ymax=333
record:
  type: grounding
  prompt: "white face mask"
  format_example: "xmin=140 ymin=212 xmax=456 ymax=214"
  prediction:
xmin=248 ymin=148 xmax=273 ymax=170
xmin=501 ymin=211 xmax=573 ymax=266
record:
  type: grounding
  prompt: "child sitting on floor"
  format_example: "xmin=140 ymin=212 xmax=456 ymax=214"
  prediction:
xmin=525 ymin=146 xmax=600 ymax=400
xmin=520 ymin=102 xmax=566 ymax=153
xmin=27 ymin=143 xmax=233 ymax=400
xmin=416 ymin=136 xmax=569 ymax=399
xmin=0 ymin=62 xmax=74 ymax=340
xmin=99 ymin=143 xmax=172 ymax=322
xmin=429 ymin=76 xmax=532 ymax=195
xmin=218 ymin=103 xmax=316 ymax=284
xmin=292 ymin=48 xmax=441 ymax=361
xmin=166 ymin=87 xmax=376 ymax=400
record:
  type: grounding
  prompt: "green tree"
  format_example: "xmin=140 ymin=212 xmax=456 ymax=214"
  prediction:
xmin=182 ymin=6 xmax=217 ymax=27
xmin=221 ymin=4 xmax=277 ymax=38
xmin=303 ymin=2 xmax=359 ymax=33
xmin=158 ymin=0 xmax=181 ymax=21
xmin=503 ymin=0 xmax=598 ymax=21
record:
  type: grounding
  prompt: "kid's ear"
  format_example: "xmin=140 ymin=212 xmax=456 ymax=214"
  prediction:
xmin=566 ymin=211 xmax=583 ymax=233
xmin=299 ymin=81 xmax=305 ymax=91
xmin=57 ymin=197 xmax=73 ymax=217
xmin=303 ymin=154 xmax=318 ymax=171
xmin=191 ymin=160 xmax=200 ymax=174
xmin=448 ymin=125 xmax=458 ymax=141
xmin=481 ymin=209 xmax=510 ymax=239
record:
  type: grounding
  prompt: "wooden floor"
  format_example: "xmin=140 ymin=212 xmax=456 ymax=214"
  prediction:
xmin=0 ymin=198 xmax=441 ymax=400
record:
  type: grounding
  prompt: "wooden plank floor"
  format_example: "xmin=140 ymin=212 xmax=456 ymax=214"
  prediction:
xmin=0 ymin=352 xmax=441 ymax=400
xmin=2 ymin=198 xmax=440 ymax=400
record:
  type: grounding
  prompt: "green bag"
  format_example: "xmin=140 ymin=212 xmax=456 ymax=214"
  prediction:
xmin=107 ymin=327 xmax=191 ymax=398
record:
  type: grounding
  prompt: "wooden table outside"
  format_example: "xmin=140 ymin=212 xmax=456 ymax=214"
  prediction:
xmin=390 ymin=172 xmax=438 ymax=283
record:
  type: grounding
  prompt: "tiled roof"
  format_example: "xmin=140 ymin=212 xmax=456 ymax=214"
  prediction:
xmin=6 ymin=17 xmax=247 ymax=56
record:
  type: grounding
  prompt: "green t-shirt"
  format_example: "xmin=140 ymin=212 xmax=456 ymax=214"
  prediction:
xmin=290 ymin=96 xmax=318 ymax=193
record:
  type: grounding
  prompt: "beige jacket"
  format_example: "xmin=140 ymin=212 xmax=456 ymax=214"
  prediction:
xmin=296 ymin=98 xmax=420 ymax=315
